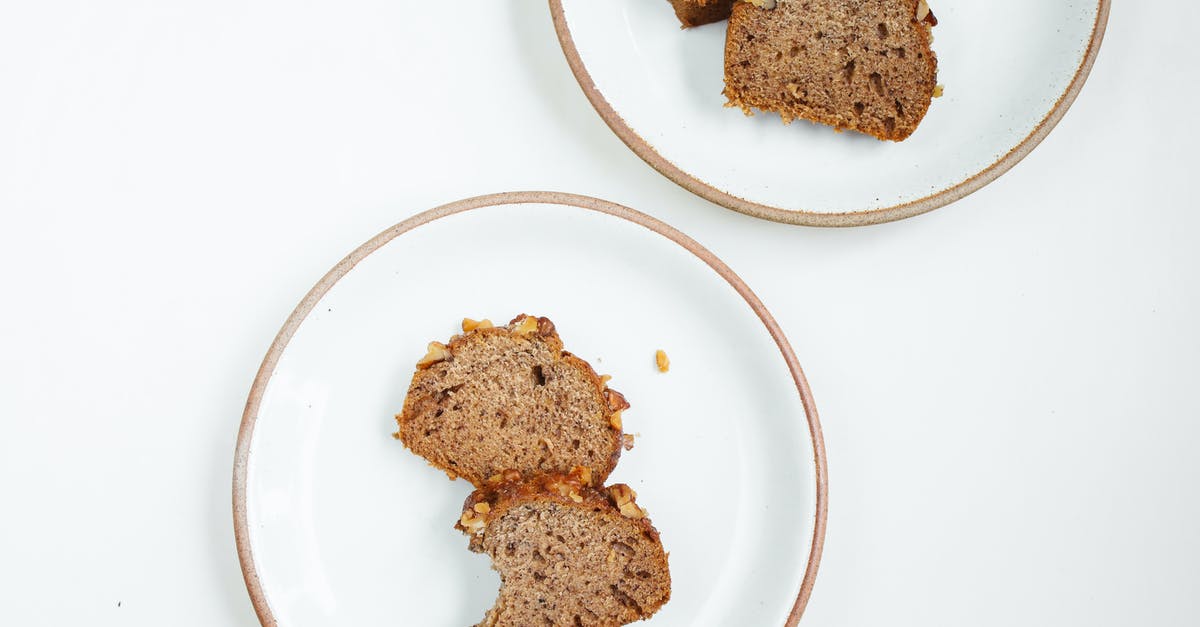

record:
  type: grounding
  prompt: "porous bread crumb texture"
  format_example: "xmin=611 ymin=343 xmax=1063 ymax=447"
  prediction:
xmin=723 ymin=0 xmax=938 ymax=141
xmin=668 ymin=0 xmax=735 ymax=28
xmin=459 ymin=473 xmax=671 ymax=627
xmin=396 ymin=315 xmax=628 ymax=487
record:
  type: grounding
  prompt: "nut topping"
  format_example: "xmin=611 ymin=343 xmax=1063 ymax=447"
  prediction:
xmin=916 ymin=0 xmax=937 ymax=26
xmin=512 ymin=316 xmax=539 ymax=336
xmin=416 ymin=342 xmax=450 ymax=369
xmin=459 ymin=510 xmax=486 ymax=535
xmin=604 ymin=388 xmax=630 ymax=412
xmin=609 ymin=485 xmax=647 ymax=520
xmin=570 ymin=465 xmax=593 ymax=486
xmin=461 ymin=317 xmax=494 ymax=332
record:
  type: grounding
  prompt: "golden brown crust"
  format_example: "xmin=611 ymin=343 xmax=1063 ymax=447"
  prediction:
xmin=668 ymin=0 xmax=735 ymax=28
xmin=457 ymin=469 xmax=662 ymax=544
xmin=396 ymin=315 xmax=626 ymax=487
xmin=723 ymin=0 xmax=939 ymax=141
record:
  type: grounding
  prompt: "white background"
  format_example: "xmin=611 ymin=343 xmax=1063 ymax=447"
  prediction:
xmin=1 ymin=1 xmax=1196 ymax=625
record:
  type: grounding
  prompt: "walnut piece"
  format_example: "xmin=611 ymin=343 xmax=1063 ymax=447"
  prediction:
xmin=461 ymin=317 xmax=494 ymax=332
xmin=604 ymin=388 xmax=630 ymax=412
xmin=459 ymin=510 xmax=486 ymax=535
xmin=916 ymin=0 xmax=937 ymax=25
xmin=416 ymin=342 xmax=450 ymax=369
xmin=570 ymin=465 xmax=593 ymax=486
xmin=549 ymin=476 xmax=585 ymax=503
xmin=609 ymin=484 xmax=635 ymax=506
xmin=608 ymin=484 xmax=647 ymax=519
xmin=512 ymin=316 xmax=539 ymax=336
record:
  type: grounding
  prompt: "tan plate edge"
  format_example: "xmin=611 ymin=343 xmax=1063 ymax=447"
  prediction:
xmin=548 ymin=0 xmax=1111 ymax=227
xmin=232 ymin=191 xmax=829 ymax=626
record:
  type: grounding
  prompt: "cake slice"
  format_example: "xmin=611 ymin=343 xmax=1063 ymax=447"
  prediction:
xmin=395 ymin=315 xmax=629 ymax=487
xmin=668 ymin=0 xmax=734 ymax=28
xmin=457 ymin=469 xmax=672 ymax=627
xmin=723 ymin=0 xmax=939 ymax=141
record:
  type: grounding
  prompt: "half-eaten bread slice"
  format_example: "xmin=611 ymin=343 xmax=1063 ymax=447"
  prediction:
xmin=457 ymin=469 xmax=671 ymax=627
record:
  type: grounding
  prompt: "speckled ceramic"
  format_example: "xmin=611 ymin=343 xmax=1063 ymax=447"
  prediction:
xmin=551 ymin=0 xmax=1110 ymax=226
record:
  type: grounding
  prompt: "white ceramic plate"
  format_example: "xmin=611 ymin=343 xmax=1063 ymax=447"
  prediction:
xmin=550 ymin=0 xmax=1109 ymax=226
xmin=234 ymin=192 xmax=827 ymax=626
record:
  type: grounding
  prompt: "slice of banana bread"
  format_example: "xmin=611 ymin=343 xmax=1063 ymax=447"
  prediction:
xmin=395 ymin=315 xmax=628 ymax=487
xmin=723 ymin=0 xmax=939 ymax=141
xmin=668 ymin=0 xmax=734 ymax=28
xmin=457 ymin=469 xmax=671 ymax=627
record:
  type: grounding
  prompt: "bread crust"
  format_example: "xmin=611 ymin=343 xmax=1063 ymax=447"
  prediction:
xmin=457 ymin=469 xmax=662 ymax=546
xmin=668 ymin=0 xmax=734 ymax=28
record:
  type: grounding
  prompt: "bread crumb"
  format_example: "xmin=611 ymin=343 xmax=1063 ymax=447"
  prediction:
xmin=932 ymin=84 xmax=944 ymax=98
xmin=655 ymin=349 xmax=670 ymax=373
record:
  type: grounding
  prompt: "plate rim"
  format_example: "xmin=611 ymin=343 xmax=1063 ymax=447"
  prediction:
xmin=232 ymin=191 xmax=829 ymax=626
xmin=548 ymin=0 xmax=1112 ymax=227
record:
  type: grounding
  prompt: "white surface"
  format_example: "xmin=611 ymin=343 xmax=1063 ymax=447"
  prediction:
xmin=561 ymin=0 xmax=1100 ymax=214
xmin=245 ymin=202 xmax=815 ymax=625
xmin=0 ymin=1 xmax=1196 ymax=625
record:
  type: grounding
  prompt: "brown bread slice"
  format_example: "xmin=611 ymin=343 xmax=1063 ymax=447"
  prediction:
xmin=395 ymin=315 xmax=628 ymax=487
xmin=668 ymin=0 xmax=734 ymax=28
xmin=723 ymin=0 xmax=939 ymax=141
xmin=457 ymin=469 xmax=671 ymax=627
